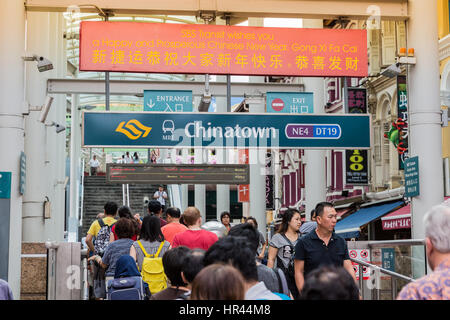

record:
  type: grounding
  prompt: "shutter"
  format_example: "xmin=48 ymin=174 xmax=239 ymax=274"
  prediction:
xmin=381 ymin=21 xmax=396 ymax=66
xmin=368 ymin=29 xmax=381 ymax=75
xmin=373 ymin=124 xmax=382 ymax=164
xmin=396 ymin=21 xmax=407 ymax=54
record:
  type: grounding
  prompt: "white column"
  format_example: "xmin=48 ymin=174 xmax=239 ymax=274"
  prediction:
xmin=194 ymin=147 xmax=206 ymax=221
xmin=0 ymin=0 xmax=25 ymax=298
xmin=247 ymin=97 xmax=267 ymax=236
xmin=44 ymin=12 xmax=66 ymax=242
xmin=407 ymin=0 xmax=443 ymax=275
xmin=181 ymin=149 xmax=189 ymax=211
xmin=68 ymin=94 xmax=80 ymax=242
xmin=303 ymin=19 xmax=327 ymax=220
xmin=215 ymin=94 xmax=230 ymax=219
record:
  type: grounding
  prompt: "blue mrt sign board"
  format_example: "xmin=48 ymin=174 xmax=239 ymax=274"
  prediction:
xmin=82 ymin=112 xmax=371 ymax=149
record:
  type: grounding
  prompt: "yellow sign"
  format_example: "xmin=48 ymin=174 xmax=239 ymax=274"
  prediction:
xmin=115 ymin=119 xmax=152 ymax=140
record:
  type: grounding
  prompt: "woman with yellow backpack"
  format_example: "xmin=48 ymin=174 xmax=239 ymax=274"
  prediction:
xmin=130 ymin=215 xmax=171 ymax=294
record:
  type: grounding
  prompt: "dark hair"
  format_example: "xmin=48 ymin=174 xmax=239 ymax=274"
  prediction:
xmin=277 ymin=208 xmax=300 ymax=234
xmin=220 ymin=211 xmax=231 ymax=222
xmin=228 ymin=223 xmax=259 ymax=253
xmin=315 ymin=202 xmax=334 ymax=217
xmin=139 ymin=215 xmax=164 ymax=242
xmin=181 ymin=249 xmax=205 ymax=283
xmin=245 ymin=216 xmax=258 ymax=228
xmin=104 ymin=201 xmax=118 ymax=216
xmin=118 ymin=206 xmax=139 ymax=236
xmin=204 ymin=236 xmax=258 ymax=282
xmin=310 ymin=209 xmax=317 ymax=220
xmin=114 ymin=218 xmax=135 ymax=239
xmin=162 ymin=246 xmax=191 ymax=287
xmin=148 ymin=200 xmax=162 ymax=214
xmin=301 ymin=266 xmax=359 ymax=300
xmin=191 ymin=263 xmax=245 ymax=300
xmin=166 ymin=207 xmax=181 ymax=219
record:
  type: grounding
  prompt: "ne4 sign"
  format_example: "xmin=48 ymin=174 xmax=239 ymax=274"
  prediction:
xmin=79 ymin=21 xmax=367 ymax=77
xmin=82 ymin=112 xmax=371 ymax=149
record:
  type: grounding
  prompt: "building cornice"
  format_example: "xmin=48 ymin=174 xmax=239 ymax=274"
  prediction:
xmin=439 ymin=34 xmax=450 ymax=62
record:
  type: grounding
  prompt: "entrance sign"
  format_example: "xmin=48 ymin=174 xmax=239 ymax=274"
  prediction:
xmin=106 ymin=164 xmax=249 ymax=185
xmin=266 ymin=92 xmax=313 ymax=114
xmin=79 ymin=21 xmax=368 ymax=77
xmin=143 ymin=90 xmax=193 ymax=112
xmin=82 ymin=112 xmax=371 ymax=149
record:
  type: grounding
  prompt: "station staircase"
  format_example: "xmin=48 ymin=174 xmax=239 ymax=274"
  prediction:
xmin=80 ymin=176 xmax=167 ymax=237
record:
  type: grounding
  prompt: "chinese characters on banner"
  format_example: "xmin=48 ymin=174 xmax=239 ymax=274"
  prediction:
xmin=80 ymin=22 xmax=368 ymax=77
xmin=345 ymin=88 xmax=368 ymax=185
xmin=238 ymin=149 xmax=249 ymax=203
xmin=397 ymin=75 xmax=408 ymax=170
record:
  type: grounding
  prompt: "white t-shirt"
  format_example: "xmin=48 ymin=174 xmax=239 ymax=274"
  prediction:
xmin=154 ymin=190 xmax=167 ymax=205
xmin=89 ymin=159 xmax=100 ymax=168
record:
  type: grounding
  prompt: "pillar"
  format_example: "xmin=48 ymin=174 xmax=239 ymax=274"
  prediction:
xmin=0 ymin=0 xmax=25 ymax=298
xmin=407 ymin=0 xmax=443 ymax=275
xmin=303 ymin=19 xmax=327 ymax=219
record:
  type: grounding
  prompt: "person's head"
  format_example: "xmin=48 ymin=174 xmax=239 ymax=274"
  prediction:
xmin=166 ymin=207 xmax=181 ymax=223
xmin=182 ymin=207 xmax=202 ymax=227
xmin=118 ymin=206 xmax=133 ymax=219
xmin=204 ymin=236 xmax=258 ymax=283
xmin=190 ymin=263 xmax=245 ymax=300
xmin=126 ymin=151 xmax=130 ymax=156
xmin=301 ymin=266 xmax=360 ymax=300
xmin=278 ymin=208 xmax=302 ymax=234
xmin=220 ymin=211 xmax=231 ymax=226
xmin=148 ymin=200 xmax=162 ymax=216
xmin=104 ymin=201 xmax=118 ymax=217
xmin=181 ymin=249 xmax=205 ymax=286
xmin=228 ymin=223 xmax=260 ymax=254
xmin=245 ymin=217 xmax=258 ymax=228
xmin=162 ymin=246 xmax=191 ymax=287
xmin=114 ymin=218 xmax=135 ymax=240
xmin=158 ymin=185 xmax=164 ymax=192
xmin=139 ymin=215 xmax=164 ymax=242
xmin=93 ymin=155 xmax=96 ymax=160
xmin=315 ymin=202 xmax=337 ymax=233
xmin=310 ymin=209 xmax=317 ymax=221
xmin=423 ymin=203 xmax=450 ymax=270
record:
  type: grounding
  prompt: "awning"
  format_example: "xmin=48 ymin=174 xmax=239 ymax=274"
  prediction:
xmin=335 ymin=200 xmax=404 ymax=239
xmin=381 ymin=196 xmax=450 ymax=230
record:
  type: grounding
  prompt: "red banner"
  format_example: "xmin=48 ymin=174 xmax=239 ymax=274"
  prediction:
xmin=79 ymin=21 xmax=367 ymax=77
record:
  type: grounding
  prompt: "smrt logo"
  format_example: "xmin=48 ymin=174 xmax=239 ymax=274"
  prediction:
xmin=115 ymin=119 xmax=152 ymax=140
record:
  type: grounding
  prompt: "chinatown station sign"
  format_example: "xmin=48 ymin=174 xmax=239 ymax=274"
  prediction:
xmin=79 ymin=21 xmax=368 ymax=77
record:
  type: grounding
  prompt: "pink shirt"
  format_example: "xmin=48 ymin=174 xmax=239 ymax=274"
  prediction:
xmin=171 ymin=229 xmax=218 ymax=251
xmin=397 ymin=258 xmax=450 ymax=300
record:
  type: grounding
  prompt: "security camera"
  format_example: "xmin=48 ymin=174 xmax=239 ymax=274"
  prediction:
xmin=55 ymin=123 xmax=66 ymax=134
xmin=381 ymin=63 xmax=401 ymax=78
xmin=22 ymin=54 xmax=54 ymax=72
xmin=36 ymin=56 xmax=53 ymax=72
xmin=39 ymin=96 xmax=54 ymax=123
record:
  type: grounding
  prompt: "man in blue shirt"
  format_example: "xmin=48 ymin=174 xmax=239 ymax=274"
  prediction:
xmin=294 ymin=202 xmax=358 ymax=294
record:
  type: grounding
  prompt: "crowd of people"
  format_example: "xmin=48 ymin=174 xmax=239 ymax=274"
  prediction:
xmin=80 ymin=197 xmax=450 ymax=301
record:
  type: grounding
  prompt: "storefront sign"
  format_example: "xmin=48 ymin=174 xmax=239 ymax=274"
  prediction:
xmin=397 ymin=75 xmax=408 ymax=170
xmin=345 ymin=149 xmax=368 ymax=185
xmin=382 ymin=216 xmax=411 ymax=230
xmin=405 ymin=156 xmax=420 ymax=197
xmin=80 ymin=21 xmax=368 ymax=77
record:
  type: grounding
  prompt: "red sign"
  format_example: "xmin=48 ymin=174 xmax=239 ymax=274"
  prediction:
xmin=271 ymin=98 xmax=285 ymax=111
xmin=382 ymin=217 xmax=411 ymax=230
xmin=79 ymin=21 xmax=368 ymax=77
xmin=238 ymin=149 xmax=249 ymax=203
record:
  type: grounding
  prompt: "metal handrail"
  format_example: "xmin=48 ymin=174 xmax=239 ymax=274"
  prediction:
xmin=351 ymin=257 xmax=415 ymax=300
xmin=368 ymin=239 xmax=426 ymax=248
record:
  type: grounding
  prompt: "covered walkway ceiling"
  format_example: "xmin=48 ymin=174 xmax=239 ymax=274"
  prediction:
xmin=26 ymin=0 xmax=408 ymax=21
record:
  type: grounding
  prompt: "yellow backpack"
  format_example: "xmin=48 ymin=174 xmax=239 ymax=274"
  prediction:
xmin=137 ymin=240 xmax=168 ymax=294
